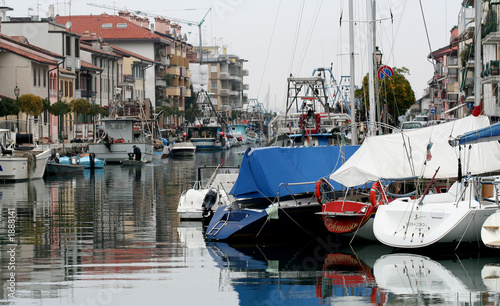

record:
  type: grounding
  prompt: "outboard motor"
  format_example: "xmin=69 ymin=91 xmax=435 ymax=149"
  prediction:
xmin=89 ymin=152 xmax=96 ymax=169
xmin=202 ymin=187 xmax=218 ymax=223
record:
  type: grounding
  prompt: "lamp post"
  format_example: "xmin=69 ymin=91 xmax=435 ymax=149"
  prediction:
xmin=58 ymin=90 xmax=63 ymax=143
xmin=91 ymin=91 xmax=96 ymax=142
xmin=14 ymin=85 xmax=20 ymax=132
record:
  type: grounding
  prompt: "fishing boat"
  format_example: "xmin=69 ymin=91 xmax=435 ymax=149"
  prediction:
xmin=0 ymin=130 xmax=51 ymax=181
xmin=88 ymin=117 xmax=154 ymax=163
xmin=228 ymin=124 xmax=248 ymax=145
xmin=204 ymin=145 xmax=360 ymax=241
xmin=177 ymin=165 xmax=239 ymax=221
xmin=171 ymin=142 xmax=196 ymax=157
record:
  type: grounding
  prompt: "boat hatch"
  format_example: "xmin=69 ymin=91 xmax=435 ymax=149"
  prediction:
xmin=227 ymin=212 xmax=249 ymax=222
xmin=431 ymin=209 xmax=444 ymax=219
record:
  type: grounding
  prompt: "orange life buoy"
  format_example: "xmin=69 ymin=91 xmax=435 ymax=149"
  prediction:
xmin=315 ymin=179 xmax=323 ymax=203
xmin=369 ymin=181 xmax=388 ymax=207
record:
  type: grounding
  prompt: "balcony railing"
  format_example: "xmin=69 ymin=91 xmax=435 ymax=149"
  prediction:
xmin=166 ymin=87 xmax=180 ymax=96
xmin=219 ymin=72 xmax=230 ymax=79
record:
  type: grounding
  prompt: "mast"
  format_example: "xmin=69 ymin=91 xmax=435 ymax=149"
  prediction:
xmin=349 ymin=0 xmax=357 ymax=144
xmin=367 ymin=0 xmax=376 ymax=135
xmin=474 ymin=0 xmax=482 ymax=107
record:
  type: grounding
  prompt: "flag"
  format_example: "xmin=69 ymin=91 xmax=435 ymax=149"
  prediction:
xmin=426 ymin=141 xmax=433 ymax=161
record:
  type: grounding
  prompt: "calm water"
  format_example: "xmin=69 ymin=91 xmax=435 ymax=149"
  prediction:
xmin=1 ymin=147 xmax=500 ymax=306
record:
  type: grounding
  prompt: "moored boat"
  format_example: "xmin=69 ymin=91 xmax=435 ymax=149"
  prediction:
xmin=0 ymin=130 xmax=51 ymax=181
xmin=45 ymin=161 xmax=85 ymax=175
xmin=171 ymin=142 xmax=196 ymax=157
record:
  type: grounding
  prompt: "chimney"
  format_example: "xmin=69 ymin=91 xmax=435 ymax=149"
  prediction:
xmin=175 ymin=24 xmax=182 ymax=36
xmin=130 ymin=15 xmax=141 ymax=26
xmin=141 ymin=17 xmax=149 ymax=28
xmin=150 ymin=23 xmax=155 ymax=34
xmin=48 ymin=5 xmax=55 ymax=19
xmin=118 ymin=11 xmax=130 ymax=17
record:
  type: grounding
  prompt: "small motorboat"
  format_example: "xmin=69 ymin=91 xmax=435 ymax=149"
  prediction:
xmin=60 ymin=154 xmax=105 ymax=169
xmin=45 ymin=160 xmax=84 ymax=175
xmin=171 ymin=142 xmax=196 ymax=157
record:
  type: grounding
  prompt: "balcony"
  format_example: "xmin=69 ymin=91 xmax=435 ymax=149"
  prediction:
xmin=446 ymin=82 xmax=459 ymax=94
xmin=65 ymin=56 xmax=81 ymax=70
xmin=242 ymin=84 xmax=249 ymax=90
xmin=156 ymin=79 xmax=167 ymax=87
xmin=180 ymin=66 xmax=187 ymax=77
xmin=166 ymin=87 xmax=180 ymax=96
xmin=219 ymin=89 xmax=230 ymax=96
xmin=170 ymin=55 xmax=181 ymax=66
xmin=167 ymin=67 xmax=181 ymax=76
xmin=219 ymin=72 xmax=230 ymax=79
xmin=242 ymin=69 xmax=249 ymax=76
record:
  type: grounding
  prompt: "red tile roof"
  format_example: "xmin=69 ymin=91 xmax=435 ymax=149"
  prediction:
xmin=0 ymin=34 xmax=61 ymax=65
xmin=81 ymin=60 xmax=103 ymax=71
xmin=109 ymin=44 xmax=156 ymax=63
xmin=80 ymin=43 xmax=121 ymax=58
xmin=55 ymin=14 xmax=168 ymax=43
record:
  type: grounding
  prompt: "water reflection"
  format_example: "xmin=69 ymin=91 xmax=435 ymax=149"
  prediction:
xmin=1 ymin=148 xmax=500 ymax=305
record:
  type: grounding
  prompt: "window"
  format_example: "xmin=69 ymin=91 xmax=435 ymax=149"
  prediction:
xmin=102 ymin=23 xmax=113 ymax=28
xmin=69 ymin=81 xmax=73 ymax=97
xmin=33 ymin=67 xmax=37 ymax=86
xmin=211 ymin=65 xmax=218 ymax=73
xmin=65 ymin=81 xmax=68 ymax=97
xmin=43 ymin=69 xmax=47 ymax=87
xmin=38 ymin=68 xmax=41 ymax=86
xmin=117 ymin=23 xmax=128 ymax=28
xmin=211 ymin=81 xmax=217 ymax=91
xmin=65 ymin=35 xmax=71 ymax=56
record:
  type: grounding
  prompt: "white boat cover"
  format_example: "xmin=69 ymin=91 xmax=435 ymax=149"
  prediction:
xmin=330 ymin=115 xmax=500 ymax=187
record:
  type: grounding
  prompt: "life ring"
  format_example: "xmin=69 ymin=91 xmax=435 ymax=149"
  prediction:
xmin=315 ymin=179 xmax=323 ymax=203
xmin=370 ymin=181 xmax=388 ymax=207
xmin=315 ymin=178 xmax=332 ymax=204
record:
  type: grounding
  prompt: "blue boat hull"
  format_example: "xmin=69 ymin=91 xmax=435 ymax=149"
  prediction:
xmin=205 ymin=202 xmax=327 ymax=241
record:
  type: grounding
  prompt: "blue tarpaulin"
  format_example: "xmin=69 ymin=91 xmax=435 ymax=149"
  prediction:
xmin=230 ymin=145 xmax=360 ymax=198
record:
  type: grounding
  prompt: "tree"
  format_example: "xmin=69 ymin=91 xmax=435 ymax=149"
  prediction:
xmin=0 ymin=97 xmax=18 ymax=118
xmin=48 ymin=100 xmax=72 ymax=116
xmin=18 ymin=94 xmax=43 ymax=131
xmin=71 ymin=98 xmax=91 ymax=124
xmin=18 ymin=94 xmax=43 ymax=117
xmin=356 ymin=67 xmax=415 ymax=126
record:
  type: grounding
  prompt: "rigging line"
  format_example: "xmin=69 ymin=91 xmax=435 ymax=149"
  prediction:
xmin=288 ymin=0 xmax=306 ymax=76
xmin=297 ymin=0 xmax=324 ymax=75
xmin=257 ymin=0 xmax=282 ymax=100
xmin=418 ymin=0 xmax=436 ymax=69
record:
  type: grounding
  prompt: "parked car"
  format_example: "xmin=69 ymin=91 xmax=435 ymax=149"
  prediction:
xmin=400 ymin=121 xmax=423 ymax=132
xmin=413 ymin=115 xmax=429 ymax=127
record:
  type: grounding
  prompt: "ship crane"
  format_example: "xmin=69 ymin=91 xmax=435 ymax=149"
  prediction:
xmin=87 ymin=3 xmax=211 ymax=63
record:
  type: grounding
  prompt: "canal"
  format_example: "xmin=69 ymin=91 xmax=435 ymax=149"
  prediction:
xmin=1 ymin=146 xmax=500 ymax=305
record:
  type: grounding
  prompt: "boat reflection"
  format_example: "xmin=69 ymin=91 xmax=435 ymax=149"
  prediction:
xmin=482 ymin=263 xmax=500 ymax=293
xmin=374 ymin=253 xmax=490 ymax=304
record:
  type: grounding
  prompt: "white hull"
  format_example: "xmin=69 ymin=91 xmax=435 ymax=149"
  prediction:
xmin=481 ymin=209 xmax=500 ymax=248
xmin=374 ymin=254 xmax=476 ymax=301
xmin=171 ymin=142 xmax=196 ymax=157
xmin=87 ymin=143 xmax=154 ymax=163
xmin=482 ymin=264 xmax=500 ymax=292
xmin=373 ymin=180 xmax=499 ymax=248
xmin=0 ymin=149 xmax=51 ymax=181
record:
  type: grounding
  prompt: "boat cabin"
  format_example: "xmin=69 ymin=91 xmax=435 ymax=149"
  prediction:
xmin=101 ymin=118 xmax=143 ymax=143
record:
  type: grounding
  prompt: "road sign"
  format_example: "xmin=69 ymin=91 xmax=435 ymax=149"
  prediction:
xmin=430 ymin=108 xmax=435 ymax=114
xmin=467 ymin=102 xmax=474 ymax=109
xmin=378 ymin=65 xmax=394 ymax=80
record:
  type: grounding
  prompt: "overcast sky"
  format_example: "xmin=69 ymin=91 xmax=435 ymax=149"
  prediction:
xmin=7 ymin=0 xmax=461 ymax=113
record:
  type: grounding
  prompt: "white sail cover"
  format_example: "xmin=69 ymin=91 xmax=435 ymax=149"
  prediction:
xmin=330 ymin=115 xmax=500 ymax=187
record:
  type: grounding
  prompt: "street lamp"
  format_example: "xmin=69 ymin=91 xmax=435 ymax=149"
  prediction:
xmin=375 ymin=46 xmax=383 ymax=67
xmin=14 ymin=85 xmax=20 ymax=132
xmin=58 ymin=89 xmax=63 ymax=143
